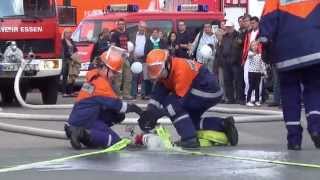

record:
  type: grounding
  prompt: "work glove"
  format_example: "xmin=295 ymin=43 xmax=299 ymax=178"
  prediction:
xmin=138 ymin=110 xmax=158 ymax=132
xmin=111 ymin=112 xmax=126 ymax=125
xmin=138 ymin=104 xmax=167 ymax=132
xmin=126 ymin=103 xmax=143 ymax=115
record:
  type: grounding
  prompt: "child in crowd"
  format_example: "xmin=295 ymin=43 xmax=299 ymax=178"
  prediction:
xmin=246 ymin=41 xmax=266 ymax=107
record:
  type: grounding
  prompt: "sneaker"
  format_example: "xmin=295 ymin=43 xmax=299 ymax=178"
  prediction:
xmin=287 ymin=144 xmax=301 ymax=150
xmin=311 ymin=134 xmax=320 ymax=149
xmin=223 ymin=117 xmax=238 ymax=146
xmin=255 ymin=102 xmax=261 ymax=106
xmin=175 ymin=137 xmax=200 ymax=148
xmin=246 ymin=102 xmax=254 ymax=107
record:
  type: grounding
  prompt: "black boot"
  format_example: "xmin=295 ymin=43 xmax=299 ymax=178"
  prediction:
xmin=64 ymin=124 xmax=71 ymax=138
xmin=175 ymin=137 xmax=200 ymax=148
xmin=69 ymin=127 xmax=89 ymax=150
xmin=223 ymin=117 xmax=238 ymax=146
xmin=287 ymin=144 xmax=301 ymax=150
xmin=311 ymin=134 xmax=320 ymax=149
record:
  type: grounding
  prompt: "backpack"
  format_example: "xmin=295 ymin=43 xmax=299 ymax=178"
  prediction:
xmin=193 ymin=31 xmax=204 ymax=59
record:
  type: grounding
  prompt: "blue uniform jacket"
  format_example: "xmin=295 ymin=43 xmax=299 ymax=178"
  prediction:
xmin=68 ymin=69 xmax=127 ymax=127
xmin=150 ymin=60 xmax=223 ymax=109
xmin=259 ymin=0 xmax=320 ymax=71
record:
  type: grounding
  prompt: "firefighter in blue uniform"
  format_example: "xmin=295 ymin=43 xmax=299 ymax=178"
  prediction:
xmin=259 ymin=0 xmax=320 ymax=150
xmin=65 ymin=46 xmax=142 ymax=150
xmin=138 ymin=49 xmax=238 ymax=148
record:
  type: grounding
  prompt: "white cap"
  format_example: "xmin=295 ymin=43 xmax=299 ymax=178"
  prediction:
xmin=225 ymin=21 xmax=234 ymax=27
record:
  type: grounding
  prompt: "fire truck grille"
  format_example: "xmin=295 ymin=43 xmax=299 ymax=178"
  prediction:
xmin=0 ymin=39 xmax=54 ymax=54
xmin=0 ymin=41 xmax=8 ymax=53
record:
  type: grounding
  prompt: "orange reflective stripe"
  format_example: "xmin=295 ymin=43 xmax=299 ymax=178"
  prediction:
xmin=262 ymin=0 xmax=280 ymax=16
xmin=279 ymin=0 xmax=319 ymax=18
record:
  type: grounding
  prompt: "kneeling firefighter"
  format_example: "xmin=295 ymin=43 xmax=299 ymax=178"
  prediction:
xmin=138 ymin=49 xmax=239 ymax=148
xmin=65 ymin=46 xmax=142 ymax=150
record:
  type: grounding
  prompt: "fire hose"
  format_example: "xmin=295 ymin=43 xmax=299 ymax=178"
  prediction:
xmin=0 ymin=115 xmax=283 ymax=140
xmin=0 ymin=59 xmax=283 ymax=140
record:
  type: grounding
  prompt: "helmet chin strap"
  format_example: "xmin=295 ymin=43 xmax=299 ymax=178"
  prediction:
xmin=162 ymin=59 xmax=171 ymax=79
xmin=105 ymin=67 xmax=110 ymax=79
xmin=106 ymin=68 xmax=110 ymax=78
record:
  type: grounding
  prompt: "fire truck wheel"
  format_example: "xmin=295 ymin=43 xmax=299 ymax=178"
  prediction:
xmin=19 ymin=87 xmax=28 ymax=101
xmin=1 ymin=90 xmax=15 ymax=104
xmin=41 ymin=76 xmax=59 ymax=104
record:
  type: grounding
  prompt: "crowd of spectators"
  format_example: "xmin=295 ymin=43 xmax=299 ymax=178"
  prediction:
xmin=62 ymin=16 xmax=281 ymax=107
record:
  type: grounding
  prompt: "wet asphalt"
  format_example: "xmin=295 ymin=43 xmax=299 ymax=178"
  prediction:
xmin=0 ymin=93 xmax=319 ymax=180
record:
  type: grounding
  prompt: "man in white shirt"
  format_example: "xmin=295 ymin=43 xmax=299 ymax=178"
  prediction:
xmin=191 ymin=23 xmax=218 ymax=72
xmin=131 ymin=21 xmax=148 ymax=99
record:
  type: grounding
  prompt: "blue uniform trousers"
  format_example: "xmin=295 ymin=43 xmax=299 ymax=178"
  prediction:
xmin=161 ymin=68 xmax=225 ymax=140
xmin=68 ymin=108 xmax=123 ymax=148
xmin=279 ymin=64 xmax=320 ymax=146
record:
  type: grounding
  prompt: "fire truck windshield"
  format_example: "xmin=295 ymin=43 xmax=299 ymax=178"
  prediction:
xmin=0 ymin=0 xmax=55 ymax=18
xmin=72 ymin=19 xmax=174 ymax=43
xmin=72 ymin=20 xmax=117 ymax=43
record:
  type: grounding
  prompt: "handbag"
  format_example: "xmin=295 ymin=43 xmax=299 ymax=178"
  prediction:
xmin=68 ymin=52 xmax=81 ymax=84
xmin=70 ymin=52 xmax=81 ymax=64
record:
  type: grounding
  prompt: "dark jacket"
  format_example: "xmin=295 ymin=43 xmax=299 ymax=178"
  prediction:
xmin=220 ymin=31 xmax=242 ymax=66
xmin=144 ymin=37 xmax=167 ymax=60
xmin=259 ymin=0 xmax=320 ymax=71
xmin=62 ymin=39 xmax=77 ymax=60
xmin=213 ymin=42 xmax=223 ymax=73
xmin=175 ymin=30 xmax=192 ymax=58
xmin=167 ymin=41 xmax=178 ymax=57
xmin=92 ymin=37 xmax=111 ymax=60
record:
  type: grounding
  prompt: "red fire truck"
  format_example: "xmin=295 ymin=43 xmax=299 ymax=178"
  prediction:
xmin=72 ymin=3 xmax=224 ymax=84
xmin=0 ymin=0 xmax=62 ymax=104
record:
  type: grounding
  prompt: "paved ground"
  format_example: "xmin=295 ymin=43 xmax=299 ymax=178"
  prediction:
xmin=0 ymin=93 xmax=319 ymax=180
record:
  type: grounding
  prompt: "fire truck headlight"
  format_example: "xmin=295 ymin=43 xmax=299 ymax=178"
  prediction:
xmin=43 ymin=60 xmax=59 ymax=69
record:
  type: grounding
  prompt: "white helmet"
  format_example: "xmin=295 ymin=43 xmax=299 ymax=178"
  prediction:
xmin=127 ymin=41 xmax=134 ymax=53
xmin=199 ymin=44 xmax=213 ymax=59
